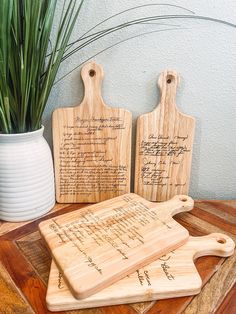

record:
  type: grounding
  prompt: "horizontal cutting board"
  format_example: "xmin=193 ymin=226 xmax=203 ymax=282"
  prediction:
xmin=46 ymin=233 xmax=235 ymax=311
xmin=39 ymin=193 xmax=193 ymax=299
xmin=53 ymin=62 xmax=132 ymax=203
xmin=135 ymin=70 xmax=195 ymax=201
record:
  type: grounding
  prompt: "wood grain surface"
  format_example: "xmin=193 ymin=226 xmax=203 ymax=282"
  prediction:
xmin=46 ymin=233 xmax=235 ymax=311
xmin=53 ymin=62 xmax=132 ymax=203
xmin=0 ymin=199 xmax=236 ymax=314
xmin=0 ymin=203 xmax=68 ymax=237
xmin=39 ymin=193 xmax=193 ymax=299
xmin=134 ymin=70 xmax=195 ymax=201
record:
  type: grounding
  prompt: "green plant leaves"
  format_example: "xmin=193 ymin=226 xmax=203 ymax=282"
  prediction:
xmin=0 ymin=0 xmax=85 ymax=133
xmin=1 ymin=1 xmax=236 ymax=134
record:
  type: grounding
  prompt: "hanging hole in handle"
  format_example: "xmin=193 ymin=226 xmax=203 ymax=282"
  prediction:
xmin=180 ymin=197 xmax=187 ymax=202
xmin=89 ymin=69 xmax=96 ymax=77
xmin=217 ymin=238 xmax=226 ymax=244
xmin=167 ymin=78 xmax=172 ymax=84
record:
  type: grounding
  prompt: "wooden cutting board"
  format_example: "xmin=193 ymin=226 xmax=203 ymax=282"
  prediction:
xmin=46 ymin=233 xmax=235 ymax=311
xmin=39 ymin=193 xmax=193 ymax=299
xmin=134 ymin=70 xmax=195 ymax=201
xmin=53 ymin=62 xmax=132 ymax=203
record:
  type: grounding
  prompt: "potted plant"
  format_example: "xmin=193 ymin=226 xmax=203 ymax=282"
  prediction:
xmin=0 ymin=1 xmax=196 ymax=222
xmin=0 ymin=0 xmax=84 ymax=221
xmin=1 ymin=0 xmax=230 ymax=222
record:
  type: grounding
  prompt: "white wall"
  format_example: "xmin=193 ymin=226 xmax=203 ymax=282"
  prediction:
xmin=44 ymin=0 xmax=236 ymax=199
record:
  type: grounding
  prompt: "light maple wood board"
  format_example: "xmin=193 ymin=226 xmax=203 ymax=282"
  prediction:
xmin=134 ymin=70 xmax=195 ymax=201
xmin=39 ymin=193 xmax=193 ymax=299
xmin=53 ymin=62 xmax=132 ymax=203
xmin=46 ymin=233 xmax=235 ymax=311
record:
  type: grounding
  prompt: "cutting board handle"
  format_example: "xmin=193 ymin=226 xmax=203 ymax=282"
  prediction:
xmin=157 ymin=70 xmax=180 ymax=112
xmin=153 ymin=194 xmax=194 ymax=218
xmin=191 ymin=233 xmax=235 ymax=259
xmin=80 ymin=62 xmax=105 ymax=109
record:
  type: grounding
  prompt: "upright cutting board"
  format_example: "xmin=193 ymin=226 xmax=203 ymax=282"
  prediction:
xmin=39 ymin=193 xmax=193 ymax=299
xmin=135 ymin=70 xmax=195 ymax=201
xmin=46 ymin=233 xmax=235 ymax=311
xmin=53 ymin=62 xmax=132 ymax=203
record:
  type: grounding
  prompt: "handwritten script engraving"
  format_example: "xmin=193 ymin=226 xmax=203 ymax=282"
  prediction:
xmin=139 ymin=134 xmax=190 ymax=187
xmin=161 ymin=262 xmax=175 ymax=280
xmin=55 ymin=249 xmax=175 ymax=290
xmin=136 ymin=269 xmax=152 ymax=286
xmin=58 ymin=116 xmax=129 ymax=197
xmin=135 ymin=250 xmax=175 ymax=287
xmin=50 ymin=196 xmax=171 ymax=275
xmin=58 ymin=272 xmax=64 ymax=289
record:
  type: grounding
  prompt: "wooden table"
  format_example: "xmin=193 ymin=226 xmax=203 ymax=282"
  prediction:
xmin=0 ymin=200 xmax=236 ymax=314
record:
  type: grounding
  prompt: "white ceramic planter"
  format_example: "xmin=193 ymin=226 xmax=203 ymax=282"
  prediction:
xmin=0 ymin=126 xmax=55 ymax=222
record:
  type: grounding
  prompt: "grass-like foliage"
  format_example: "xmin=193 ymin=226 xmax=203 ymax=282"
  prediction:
xmin=0 ymin=1 xmax=193 ymax=134
xmin=0 ymin=0 xmax=84 ymax=133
